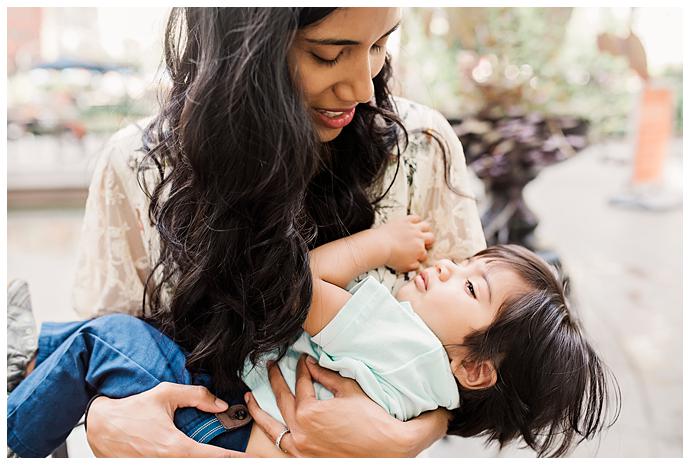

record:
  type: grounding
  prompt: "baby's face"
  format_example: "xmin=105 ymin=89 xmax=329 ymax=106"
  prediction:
xmin=395 ymin=257 xmax=526 ymax=347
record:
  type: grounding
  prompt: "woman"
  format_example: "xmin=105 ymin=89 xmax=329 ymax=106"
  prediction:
xmin=75 ymin=7 xmax=486 ymax=457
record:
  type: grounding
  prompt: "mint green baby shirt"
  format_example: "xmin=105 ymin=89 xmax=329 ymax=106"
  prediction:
xmin=242 ymin=276 xmax=460 ymax=423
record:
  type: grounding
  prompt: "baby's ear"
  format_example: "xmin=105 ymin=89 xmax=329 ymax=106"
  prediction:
xmin=452 ymin=358 xmax=497 ymax=390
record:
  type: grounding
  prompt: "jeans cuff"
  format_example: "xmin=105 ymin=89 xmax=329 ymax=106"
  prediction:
xmin=185 ymin=416 xmax=228 ymax=444
xmin=7 ymin=430 xmax=42 ymax=458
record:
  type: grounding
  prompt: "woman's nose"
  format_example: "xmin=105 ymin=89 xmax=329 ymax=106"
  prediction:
xmin=334 ymin=56 xmax=375 ymax=104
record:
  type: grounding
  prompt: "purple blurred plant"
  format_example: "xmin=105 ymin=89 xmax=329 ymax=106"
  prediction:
xmin=450 ymin=112 xmax=589 ymax=189
xmin=447 ymin=102 xmax=589 ymax=251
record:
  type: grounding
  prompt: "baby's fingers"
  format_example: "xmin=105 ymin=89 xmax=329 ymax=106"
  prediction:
xmin=422 ymin=232 xmax=435 ymax=248
xmin=406 ymin=261 xmax=421 ymax=271
xmin=417 ymin=250 xmax=429 ymax=263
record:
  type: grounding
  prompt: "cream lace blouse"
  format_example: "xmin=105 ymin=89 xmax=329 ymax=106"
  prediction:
xmin=72 ymin=97 xmax=487 ymax=318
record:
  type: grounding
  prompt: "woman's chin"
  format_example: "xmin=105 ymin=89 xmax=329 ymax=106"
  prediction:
xmin=316 ymin=126 xmax=343 ymax=142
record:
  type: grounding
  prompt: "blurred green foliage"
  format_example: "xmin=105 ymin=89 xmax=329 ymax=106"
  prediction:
xmin=398 ymin=7 xmax=681 ymax=141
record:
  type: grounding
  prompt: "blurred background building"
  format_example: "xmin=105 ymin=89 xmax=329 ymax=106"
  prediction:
xmin=6 ymin=7 xmax=683 ymax=458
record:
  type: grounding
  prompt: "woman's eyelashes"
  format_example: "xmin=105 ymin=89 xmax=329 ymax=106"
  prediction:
xmin=371 ymin=43 xmax=385 ymax=54
xmin=465 ymin=279 xmax=477 ymax=299
xmin=311 ymin=52 xmax=340 ymax=67
xmin=311 ymin=43 xmax=385 ymax=67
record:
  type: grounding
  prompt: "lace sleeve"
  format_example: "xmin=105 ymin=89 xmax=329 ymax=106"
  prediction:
xmin=411 ymin=110 xmax=487 ymax=262
xmin=72 ymin=137 xmax=152 ymax=318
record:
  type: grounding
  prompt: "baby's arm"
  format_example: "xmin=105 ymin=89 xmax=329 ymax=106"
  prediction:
xmin=303 ymin=215 xmax=433 ymax=335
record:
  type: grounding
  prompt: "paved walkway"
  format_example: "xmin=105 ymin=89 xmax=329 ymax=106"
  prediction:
xmin=7 ymin=138 xmax=682 ymax=457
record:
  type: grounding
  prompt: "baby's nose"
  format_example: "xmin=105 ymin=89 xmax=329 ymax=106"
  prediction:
xmin=434 ymin=260 xmax=452 ymax=280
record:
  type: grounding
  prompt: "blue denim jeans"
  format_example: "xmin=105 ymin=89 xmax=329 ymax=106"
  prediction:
xmin=7 ymin=314 xmax=251 ymax=457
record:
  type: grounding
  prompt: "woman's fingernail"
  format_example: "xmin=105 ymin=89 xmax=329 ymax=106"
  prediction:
xmin=215 ymin=398 xmax=229 ymax=409
xmin=244 ymin=393 xmax=250 ymax=403
xmin=306 ymin=356 xmax=316 ymax=365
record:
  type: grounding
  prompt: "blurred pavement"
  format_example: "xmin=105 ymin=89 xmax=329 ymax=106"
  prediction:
xmin=7 ymin=138 xmax=682 ymax=457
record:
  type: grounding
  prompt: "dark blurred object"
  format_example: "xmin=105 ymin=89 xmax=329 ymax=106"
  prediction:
xmin=449 ymin=112 xmax=589 ymax=256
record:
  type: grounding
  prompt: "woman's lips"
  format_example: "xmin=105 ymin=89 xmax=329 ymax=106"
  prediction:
xmin=312 ymin=106 xmax=356 ymax=129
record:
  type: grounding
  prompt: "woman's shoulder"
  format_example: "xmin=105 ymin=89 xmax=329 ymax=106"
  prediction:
xmin=389 ymin=96 xmax=460 ymax=161
xmin=390 ymin=96 xmax=450 ymax=134
xmin=91 ymin=116 xmax=158 ymax=204
xmin=99 ymin=116 xmax=155 ymax=175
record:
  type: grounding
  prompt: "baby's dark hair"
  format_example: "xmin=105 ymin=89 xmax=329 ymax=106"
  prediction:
xmin=446 ymin=244 xmax=620 ymax=457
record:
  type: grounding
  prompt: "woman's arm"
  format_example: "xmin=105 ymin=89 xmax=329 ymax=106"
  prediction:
xmin=246 ymin=355 xmax=450 ymax=457
xmin=72 ymin=127 xmax=153 ymax=318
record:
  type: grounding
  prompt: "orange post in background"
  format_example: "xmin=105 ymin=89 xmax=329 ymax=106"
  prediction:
xmin=631 ymin=84 xmax=673 ymax=185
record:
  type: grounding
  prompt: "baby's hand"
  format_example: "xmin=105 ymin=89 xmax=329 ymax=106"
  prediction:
xmin=377 ymin=215 xmax=434 ymax=272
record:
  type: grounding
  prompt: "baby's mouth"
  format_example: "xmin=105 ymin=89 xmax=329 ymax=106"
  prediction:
xmin=414 ymin=272 xmax=427 ymax=291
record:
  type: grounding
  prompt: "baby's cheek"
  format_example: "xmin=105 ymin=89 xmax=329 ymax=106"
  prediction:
xmin=393 ymin=281 xmax=412 ymax=300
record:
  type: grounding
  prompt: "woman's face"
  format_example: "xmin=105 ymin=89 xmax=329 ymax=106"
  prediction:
xmin=288 ymin=8 xmax=402 ymax=142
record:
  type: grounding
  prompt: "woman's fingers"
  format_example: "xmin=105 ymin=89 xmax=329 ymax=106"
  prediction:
xmin=303 ymin=356 xmax=360 ymax=397
xmin=155 ymin=382 xmax=228 ymax=413
xmin=294 ymin=355 xmax=317 ymax=402
xmin=267 ymin=363 xmax=297 ymax=426
xmin=422 ymin=232 xmax=435 ymax=248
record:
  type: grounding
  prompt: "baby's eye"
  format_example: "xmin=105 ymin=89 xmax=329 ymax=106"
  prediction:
xmin=466 ymin=279 xmax=476 ymax=299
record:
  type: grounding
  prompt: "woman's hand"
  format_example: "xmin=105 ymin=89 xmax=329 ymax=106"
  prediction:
xmin=377 ymin=215 xmax=434 ymax=272
xmin=245 ymin=355 xmax=450 ymax=457
xmin=86 ymin=382 xmax=247 ymax=457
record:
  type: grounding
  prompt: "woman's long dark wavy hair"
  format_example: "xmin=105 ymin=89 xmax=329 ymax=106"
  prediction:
xmin=447 ymin=245 xmax=621 ymax=457
xmin=137 ymin=8 xmax=417 ymax=394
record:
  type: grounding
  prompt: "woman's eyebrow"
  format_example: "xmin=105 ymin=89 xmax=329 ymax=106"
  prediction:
xmin=305 ymin=21 xmax=401 ymax=46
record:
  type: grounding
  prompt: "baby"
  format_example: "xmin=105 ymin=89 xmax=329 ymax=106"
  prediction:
xmin=7 ymin=216 xmax=618 ymax=458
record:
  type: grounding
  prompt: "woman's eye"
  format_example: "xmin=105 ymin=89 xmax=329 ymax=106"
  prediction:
xmin=312 ymin=43 xmax=384 ymax=67
xmin=466 ymin=279 xmax=477 ymax=299
xmin=311 ymin=53 xmax=341 ymax=67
